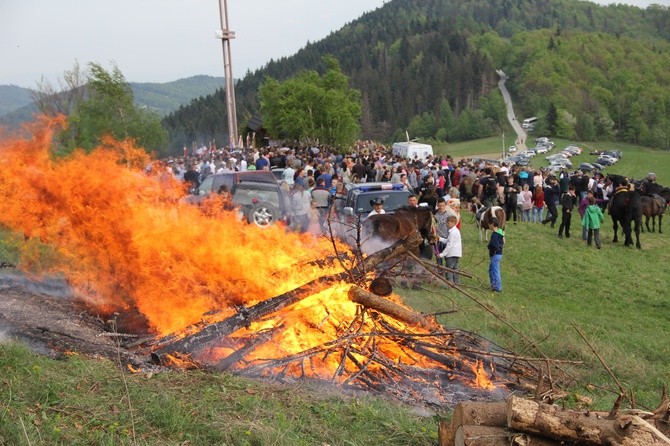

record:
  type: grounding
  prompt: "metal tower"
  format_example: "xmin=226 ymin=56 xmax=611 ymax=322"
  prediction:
xmin=216 ymin=0 xmax=238 ymax=148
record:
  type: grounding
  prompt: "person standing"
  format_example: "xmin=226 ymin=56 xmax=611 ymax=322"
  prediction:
xmin=434 ymin=198 xmax=450 ymax=266
xmin=437 ymin=215 xmax=462 ymax=285
xmin=578 ymin=190 xmax=594 ymax=241
xmin=581 ymin=196 xmax=605 ymax=249
xmin=558 ymin=186 xmax=577 ymax=238
xmin=532 ymin=185 xmax=545 ymax=223
xmin=487 ymin=217 xmax=505 ymax=293
xmin=503 ymin=176 xmax=520 ymax=224
xmin=542 ymin=177 xmax=560 ymax=228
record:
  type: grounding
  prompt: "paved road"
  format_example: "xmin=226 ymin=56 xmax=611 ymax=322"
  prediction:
xmin=496 ymin=69 xmax=527 ymax=151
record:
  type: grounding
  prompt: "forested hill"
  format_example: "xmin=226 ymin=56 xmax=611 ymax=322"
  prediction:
xmin=162 ymin=0 xmax=670 ymax=151
xmin=0 ymin=75 xmax=224 ymax=129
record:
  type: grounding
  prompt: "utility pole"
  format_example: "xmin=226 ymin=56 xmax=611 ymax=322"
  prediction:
xmin=216 ymin=0 xmax=238 ymax=148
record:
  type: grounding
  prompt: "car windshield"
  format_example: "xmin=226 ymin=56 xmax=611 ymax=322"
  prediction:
xmin=232 ymin=187 xmax=281 ymax=207
xmin=353 ymin=192 xmax=410 ymax=215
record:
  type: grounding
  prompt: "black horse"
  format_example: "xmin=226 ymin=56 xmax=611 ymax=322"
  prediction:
xmin=607 ymin=174 xmax=642 ymax=249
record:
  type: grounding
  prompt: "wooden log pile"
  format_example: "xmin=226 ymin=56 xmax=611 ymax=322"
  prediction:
xmin=439 ymin=395 xmax=670 ymax=446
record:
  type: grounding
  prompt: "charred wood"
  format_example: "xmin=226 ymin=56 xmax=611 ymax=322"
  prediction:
xmin=347 ymin=285 xmax=438 ymax=330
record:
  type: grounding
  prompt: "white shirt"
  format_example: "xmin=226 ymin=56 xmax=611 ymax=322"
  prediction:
xmin=283 ymin=166 xmax=296 ymax=185
xmin=367 ymin=208 xmax=385 ymax=219
xmin=439 ymin=226 xmax=462 ymax=258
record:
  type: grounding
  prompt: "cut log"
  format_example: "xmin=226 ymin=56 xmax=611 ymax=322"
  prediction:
xmin=347 ymin=285 xmax=437 ymax=330
xmin=438 ymin=420 xmax=452 ymax=446
xmin=452 ymin=401 xmax=508 ymax=429
xmin=508 ymin=395 xmax=670 ymax=445
xmin=443 ymin=402 xmax=508 ymax=446
xmin=455 ymin=425 xmax=561 ymax=446
xmin=455 ymin=426 xmax=509 ymax=446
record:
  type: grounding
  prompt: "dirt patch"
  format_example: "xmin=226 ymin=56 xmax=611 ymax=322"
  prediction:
xmin=0 ymin=271 xmax=148 ymax=366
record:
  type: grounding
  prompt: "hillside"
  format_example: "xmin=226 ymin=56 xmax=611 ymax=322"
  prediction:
xmin=131 ymin=75 xmax=224 ymax=115
xmin=0 ymin=75 xmax=224 ymax=129
xmin=162 ymin=0 xmax=670 ymax=153
xmin=0 ymin=85 xmax=34 ymax=116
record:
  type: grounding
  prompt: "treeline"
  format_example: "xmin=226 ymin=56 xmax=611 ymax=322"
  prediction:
xmin=161 ymin=0 xmax=670 ymax=152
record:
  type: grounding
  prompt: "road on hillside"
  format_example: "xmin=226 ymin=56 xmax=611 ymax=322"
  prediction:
xmin=496 ymin=70 xmax=527 ymax=151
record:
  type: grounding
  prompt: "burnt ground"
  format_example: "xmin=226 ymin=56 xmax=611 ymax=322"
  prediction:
xmin=0 ymin=270 xmax=148 ymax=366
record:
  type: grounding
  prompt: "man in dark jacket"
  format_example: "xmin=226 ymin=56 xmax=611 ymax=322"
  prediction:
xmin=542 ymin=177 xmax=561 ymax=227
xmin=558 ymin=186 xmax=577 ymax=238
xmin=487 ymin=217 xmax=505 ymax=293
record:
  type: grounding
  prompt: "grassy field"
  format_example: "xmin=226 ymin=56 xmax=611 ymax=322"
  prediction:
xmin=0 ymin=141 xmax=668 ymax=445
xmin=432 ymin=137 xmax=670 ymax=185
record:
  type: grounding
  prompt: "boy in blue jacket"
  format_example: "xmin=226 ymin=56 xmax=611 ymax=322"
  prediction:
xmin=487 ymin=217 xmax=505 ymax=292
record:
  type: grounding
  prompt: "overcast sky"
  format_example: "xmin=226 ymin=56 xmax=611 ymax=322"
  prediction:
xmin=1 ymin=0 xmax=667 ymax=88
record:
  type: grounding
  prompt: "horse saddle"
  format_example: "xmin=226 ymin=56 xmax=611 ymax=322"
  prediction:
xmin=651 ymin=194 xmax=667 ymax=208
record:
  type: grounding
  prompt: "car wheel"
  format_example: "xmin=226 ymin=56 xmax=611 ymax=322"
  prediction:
xmin=247 ymin=202 xmax=278 ymax=227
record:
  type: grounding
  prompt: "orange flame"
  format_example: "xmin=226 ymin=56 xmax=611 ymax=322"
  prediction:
xmin=0 ymin=116 xmax=344 ymax=335
xmin=0 ymin=117 xmax=503 ymax=395
xmin=470 ymin=360 xmax=496 ymax=390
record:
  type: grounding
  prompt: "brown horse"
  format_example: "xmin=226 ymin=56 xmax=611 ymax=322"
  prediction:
xmin=362 ymin=205 xmax=437 ymax=256
xmin=640 ymin=196 xmax=664 ymax=233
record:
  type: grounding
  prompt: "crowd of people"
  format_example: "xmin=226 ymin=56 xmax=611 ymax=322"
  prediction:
xmin=158 ymin=141 xmax=663 ymax=293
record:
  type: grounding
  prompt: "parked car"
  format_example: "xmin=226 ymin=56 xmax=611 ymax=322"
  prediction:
xmin=534 ymin=146 xmax=550 ymax=154
xmin=603 ymin=150 xmax=623 ymax=159
xmin=578 ymin=162 xmax=595 ymax=172
xmin=549 ymin=159 xmax=573 ymax=170
xmin=195 ymin=171 xmax=276 ymax=196
xmin=596 ymin=156 xmax=616 ymax=166
xmin=592 ymin=162 xmax=605 ymax=171
xmin=519 ymin=150 xmax=536 ymax=158
xmin=332 ymin=182 xmax=412 ymax=240
xmin=598 ymin=154 xmax=618 ymax=164
xmin=231 ymin=180 xmax=295 ymax=228
xmin=508 ymin=145 xmax=517 ymax=153
xmin=270 ymin=167 xmax=287 ymax=182
xmin=335 ymin=183 xmax=412 ymax=220
xmin=183 ymin=171 xmax=278 ymax=205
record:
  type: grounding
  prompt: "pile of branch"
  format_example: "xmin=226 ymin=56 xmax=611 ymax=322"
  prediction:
xmin=439 ymin=394 xmax=670 ymax=446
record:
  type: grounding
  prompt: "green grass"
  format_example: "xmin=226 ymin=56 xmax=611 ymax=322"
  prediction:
xmin=402 ymin=205 xmax=670 ymax=411
xmin=1 ymin=141 xmax=668 ymax=445
xmin=0 ymin=344 xmax=437 ymax=445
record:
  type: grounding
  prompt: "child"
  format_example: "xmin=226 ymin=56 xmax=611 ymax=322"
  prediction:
xmin=532 ymin=185 xmax=545 ymax=223
xmin=437 ymin=215 xmax=462 ymax=285
xmin=487 ymin=217 xmax=505 ymax=293
xmin=581 ymin=196 xmax=605 ymax=249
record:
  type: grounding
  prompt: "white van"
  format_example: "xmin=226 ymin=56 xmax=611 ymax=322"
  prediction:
xmin=522 ymin=117 xmax=538 ymax=129
xmin=391 ymin=141 xmax=434 ymax=162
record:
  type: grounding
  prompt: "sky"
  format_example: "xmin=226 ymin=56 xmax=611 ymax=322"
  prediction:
xmin=1 ymin=0 xmax=667 ymax=88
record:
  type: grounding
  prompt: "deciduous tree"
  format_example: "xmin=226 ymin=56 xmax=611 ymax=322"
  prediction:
xmin=258 ymin=56 xmax=361 ymax=149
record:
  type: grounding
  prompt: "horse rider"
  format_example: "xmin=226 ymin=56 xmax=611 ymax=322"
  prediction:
xmin=367 ymin=198 xmax=385 ymax=219
xmin=641 ymin=172 xmax=667 ymax=208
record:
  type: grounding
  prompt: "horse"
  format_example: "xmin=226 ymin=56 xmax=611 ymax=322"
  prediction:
xmin=607 ymin=174 xmax=642 ymax=249
xmin=471 ymin=199 xmax=506 ymax=242
xmin=640 ymin=196 xmax=664 ymax=233
xmin=638 ymin=180 xmax=667 ymax=234
xmin=362 ymin=205 xmax=438 ymax=288
xmin=362 ymin=205 xmax=437 ymax=256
